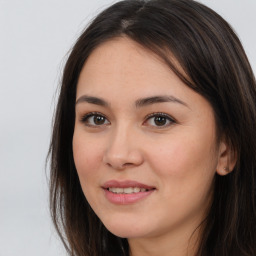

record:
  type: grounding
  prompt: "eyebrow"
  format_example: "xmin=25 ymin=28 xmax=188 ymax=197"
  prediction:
xmin=76 ymin=95 xmax=109 ymax=107
xmin=135 ymin=95 xmax=188 ymax=108
xmin=76 ymin=95 xmax=188 ymax=108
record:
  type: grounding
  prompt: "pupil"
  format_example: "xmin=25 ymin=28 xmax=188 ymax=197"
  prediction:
xmin=94 ymin=116 xmax=105 ymax=125
xmin=154 ymin=116 xmax=166 ymax=126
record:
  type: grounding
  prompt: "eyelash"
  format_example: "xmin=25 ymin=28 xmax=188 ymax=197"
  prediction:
xmin=80 ymin=112 xmax=110 ymax=127
xmin=80 ymin=112 xmax=176 ymax=128
xmin=144 ymin=112 xmax=176 ymax=128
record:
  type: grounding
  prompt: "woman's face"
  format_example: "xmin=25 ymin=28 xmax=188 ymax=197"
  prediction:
xmin=73 ymin=37 xmax=226 ymax=242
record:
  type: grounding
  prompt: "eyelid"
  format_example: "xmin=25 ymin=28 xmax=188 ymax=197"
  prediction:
xmin=143 ymin=112 xmax=176 ymax=127
xmin=80 ymin=111 xmax=110 ymax=126
xmin=79 ymin=111 xmax=176 ymax=128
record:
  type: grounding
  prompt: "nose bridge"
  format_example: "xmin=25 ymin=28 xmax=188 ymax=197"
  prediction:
xmin=103 ymin=122 xmax=143 ymax=169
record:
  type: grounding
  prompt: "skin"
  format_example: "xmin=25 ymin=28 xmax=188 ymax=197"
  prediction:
xmin=73 ymin=37 xmax=231 ymax=256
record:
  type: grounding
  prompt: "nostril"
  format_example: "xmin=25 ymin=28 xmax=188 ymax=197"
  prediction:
xmin=106 ymin=162 xmax=132 ymax=170
xmin=123 ymin=163 xmax=133 ymax=167
xmin=103 ymin=147 xmax=144 ymax=169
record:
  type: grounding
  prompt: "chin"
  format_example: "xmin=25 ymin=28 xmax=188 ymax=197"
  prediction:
xmin=107 ymin=226 xmax=147 ymax=239
xmin=101 ymin=217 xmax=152 ymax=239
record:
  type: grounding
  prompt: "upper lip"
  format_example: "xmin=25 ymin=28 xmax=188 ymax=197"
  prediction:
xmin=102 ymin=180 xmax=156 ymax=190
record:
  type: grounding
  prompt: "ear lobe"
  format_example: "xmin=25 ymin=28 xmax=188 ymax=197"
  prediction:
xmin=216 ymin=140 xmax=237 ymax=176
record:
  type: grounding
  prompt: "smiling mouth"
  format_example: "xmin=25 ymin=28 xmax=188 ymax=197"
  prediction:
xmin=102 ymin=180 xmax=156 ymax=204
xmin=107 ymin=187 xmax=153 ymax=194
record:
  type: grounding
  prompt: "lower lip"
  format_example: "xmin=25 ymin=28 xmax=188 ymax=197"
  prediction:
xmin=104 ymin=189 xmax=155 ymax=205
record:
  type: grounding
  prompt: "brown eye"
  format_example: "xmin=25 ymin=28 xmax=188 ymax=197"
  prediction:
xmin=81 ymin=113 xmax=110 ymax=127
xmin=94 ymin=115 xmax=106 ymax=125
xmin=144 ymin=113 xmax=175 ymax=128
xmin=154 ymin=116 xmax=167 ymax=126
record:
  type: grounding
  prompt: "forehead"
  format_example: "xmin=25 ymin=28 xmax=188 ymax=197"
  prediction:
xmin=76 ymin=37 xmax=189 ymax=100
xmin=76 ymin=37 xmax=217 ymax=140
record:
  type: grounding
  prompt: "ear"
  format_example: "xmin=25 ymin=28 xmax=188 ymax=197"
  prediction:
xmin=216 ymin=138 xmax=237 ymax=176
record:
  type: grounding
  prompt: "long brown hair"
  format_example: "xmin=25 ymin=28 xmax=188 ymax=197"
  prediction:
xmin=48 ymin=0 xmax=256 ymax=255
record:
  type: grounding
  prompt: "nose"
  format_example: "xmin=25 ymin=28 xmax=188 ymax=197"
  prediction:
xmin=102 ymin=126 xmax=144 ymax=170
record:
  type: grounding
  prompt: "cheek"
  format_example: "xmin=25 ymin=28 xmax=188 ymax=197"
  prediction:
xmin=72 ymin=133 xmax=106 ymax=211
xmin=72 ymin=132 xmax=103 ymax=181
xmin=148 ymin=130 xmax=218 ymax=183
xmin=148 ymin=133 xmax=217 ymax=218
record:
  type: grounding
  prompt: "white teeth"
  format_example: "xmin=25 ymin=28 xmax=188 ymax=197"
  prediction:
xmin=133 ymin=187 xmax=140 ymax=193
xmin=108 ymin=187 xmax=149 ymax=194
xmin=116 ymin=188 xmax=123 ymax=193
xmin=124 ymin=187 xmax=133 ymax=194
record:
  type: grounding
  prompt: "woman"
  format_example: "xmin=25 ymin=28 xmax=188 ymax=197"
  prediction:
xmin=48 ymin=0 xmax=256 ymax=255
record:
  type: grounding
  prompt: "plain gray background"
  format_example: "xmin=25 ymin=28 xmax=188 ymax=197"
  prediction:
xmin=1 ymin=1 xmax=255 ymax=255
